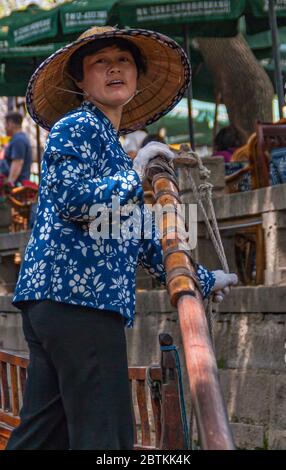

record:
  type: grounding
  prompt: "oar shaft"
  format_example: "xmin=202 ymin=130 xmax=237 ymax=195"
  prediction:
xmin=147 ymin=157 xmax=235 ymax=450
xmin=177 ymin=294 xmax=235 ymax=450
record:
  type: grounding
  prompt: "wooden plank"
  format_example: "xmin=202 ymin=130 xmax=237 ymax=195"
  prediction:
xmin=128 ymin=367 xmax=147 ymax=381
xmin=0 ymin=425 xmax=12 ymax=451
xmin=133 ymin=444 xmax=157 ymax=451
xmin=19 ymin=368 xmax=27 ymax=399
xmin=136 ymin=380 xmax=150 ymax=447
xmin=128 ymin=366 xmax=161 ymax=381
xmin=129 ymin=379 xmax=138 ymax=445
xmin=10 ymin=365 xmax=19 ymax=416
xmin=0 ymin=361 xmax=10 ymax=412
xmin=0 ymin=352 xmax=29 ymax=368
xmin=150 ymin=391 xmax=161 ymax=449
xmin=0 ymin=411 xmax=20 ymax=428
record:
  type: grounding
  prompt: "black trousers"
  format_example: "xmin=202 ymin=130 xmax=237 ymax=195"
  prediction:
xmin=6 ymin=300 xmax=134 ymax=450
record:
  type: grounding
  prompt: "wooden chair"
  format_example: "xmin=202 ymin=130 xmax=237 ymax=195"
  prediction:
xmin=224 ymin=163 xmax=251 ymax=194
xmin=255 ymin=122 xmax=286 ymax=188
xmin=8 ymin=186 xmax=38 ymax=233
xmin=0 ymin=350 xmax=28 ymax=449
xmin=234 ymin=223 xmax=265 ymax=285
xmin=224 ymin=134 xmax=256 ymax=193
xmin=0 ymin=334 xmax=187 ymax=450
xmin=218 ymin=216 xmax=265 ymax=286
xmin=225 ymin=122 xmax=286 ymax=191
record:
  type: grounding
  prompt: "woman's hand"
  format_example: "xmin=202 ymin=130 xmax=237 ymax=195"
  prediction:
xmin=211 ymin=270 xmax=238 ymax=303
xmin=132 ymin=141 xmax=175 ymax=181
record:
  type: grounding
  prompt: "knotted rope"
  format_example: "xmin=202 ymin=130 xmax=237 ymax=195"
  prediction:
xmin=178 ymin=148 xmax=229 ymax=345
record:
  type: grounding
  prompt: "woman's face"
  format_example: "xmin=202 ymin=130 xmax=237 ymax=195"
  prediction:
xmin=76 ymin=45 xmax=138 ymax=109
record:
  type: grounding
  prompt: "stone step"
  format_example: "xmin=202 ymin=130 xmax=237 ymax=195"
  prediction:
xmin=135 ymin=285 xmax=286 ymax=314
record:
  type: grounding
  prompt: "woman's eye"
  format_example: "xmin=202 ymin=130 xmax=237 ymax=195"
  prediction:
xmin=120 ymin=57 xmax=129 ymax=62
xmin=96 ymin=58 xmax=106 ymax=63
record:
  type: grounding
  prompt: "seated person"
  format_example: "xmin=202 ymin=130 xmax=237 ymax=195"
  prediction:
xmin=0 ymin=111 xmax=32 ymax=187
xmin=213 ymin=125 xmax=247 ymax=163
xmin=230 ymin=131 xmax=286 ymax=187
xmin=140 ymin=132 xmax=165 ymax=148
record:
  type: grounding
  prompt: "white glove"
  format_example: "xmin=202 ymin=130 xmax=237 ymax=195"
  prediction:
xmin=211 ymin=270 xmax=238 ymax=303
xmin=132 ymin=141 xmax=175 ymax=181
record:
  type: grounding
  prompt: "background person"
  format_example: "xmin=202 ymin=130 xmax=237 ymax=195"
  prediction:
xmin=0 ymin=111 xmax=32 ymax=186
xmin=213 ymin=124 xmax=247 ymax=163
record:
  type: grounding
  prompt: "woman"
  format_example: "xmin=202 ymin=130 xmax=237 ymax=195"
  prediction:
xmin=213 ymin=125 xmax=247 ymax=163
xmin=7 ymin=26 xmax=237 ymax=450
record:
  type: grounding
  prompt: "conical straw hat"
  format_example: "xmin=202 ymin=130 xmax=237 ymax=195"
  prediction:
xmin=26 ymin=26 xmax=191 ymax=134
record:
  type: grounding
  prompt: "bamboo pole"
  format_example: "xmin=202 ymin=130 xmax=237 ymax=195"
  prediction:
xmin=146 ymin=153 xmax=235 ymax=450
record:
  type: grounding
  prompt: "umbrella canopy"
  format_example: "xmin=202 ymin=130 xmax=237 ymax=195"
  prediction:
xmin=147 ymin=97 xmax=229 ymax=145
xmin=108 ymin=0 xmax=286 ymax=37
xmin=8 ymin=0 xmax=117 ymax=46
xmin=109 ymin=0 xmax=245 ymax=37
xmin=0 ymin=3 xmax=45 ymax=46
xmin=0 ymin=43 xmax=65 ymax=96
xmin=0 ymin=4 xmax=44 ymax=27
xmin=246 ymin=0 xmax=286 ymax=35
xmin=7 ymin=1 xmax=286 ymax=45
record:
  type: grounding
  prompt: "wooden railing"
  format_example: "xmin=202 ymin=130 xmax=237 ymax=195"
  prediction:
xmin=0 ymin=334 xmax=187 ymax=450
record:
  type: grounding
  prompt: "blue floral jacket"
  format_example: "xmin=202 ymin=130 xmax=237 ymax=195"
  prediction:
xmin=12 ymin=100 xmax=215 ymax=328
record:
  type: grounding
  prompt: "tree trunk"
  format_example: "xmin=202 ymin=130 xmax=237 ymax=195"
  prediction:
xmin=197 ymin=34 xmax=274 ymax=137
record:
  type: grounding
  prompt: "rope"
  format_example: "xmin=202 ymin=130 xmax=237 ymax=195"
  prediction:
xmin=160 ymin=344 xmax=190 ymax=450
xmin=180 ymin=149 xmax=230 ymax=344
xmin=187 ymin=173 xmax=229 ymax=273
xmin=199 ymin=183 xmax=229 ymax=273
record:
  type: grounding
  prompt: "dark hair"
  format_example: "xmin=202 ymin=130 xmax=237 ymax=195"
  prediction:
xmin=67 ymin=37 xmax=147 ymax=82
xmin=141 ymin=133 xmax=165 ymax=148
xmin=214 ymin=125 xmax=246 ymax=151
xmin=5 ymin=111 xmax=23 ymax=126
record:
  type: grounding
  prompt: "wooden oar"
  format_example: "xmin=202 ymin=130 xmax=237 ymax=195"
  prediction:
xmin=145 ymin=153 xmax=235 ymax=450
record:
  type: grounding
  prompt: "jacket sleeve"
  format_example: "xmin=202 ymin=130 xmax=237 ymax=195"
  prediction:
xmin=45 ymin=115 xmax=144 ymax=222
xmin=137 ymin=207 xmax=215 ymax=299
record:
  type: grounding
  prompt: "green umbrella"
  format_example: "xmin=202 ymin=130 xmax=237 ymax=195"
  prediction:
xmin=8 ymin=1 xmax=286 ymax=45
xmin=0 ymin=3 xmax=45 ymax=46
xmin=108 ymin=0 xmax=286 ymax=37
xmin=0 ymin=4 xmax=44 ymax=27
xmin=246 ymin=0 xmax=286 ymax=35
xmin=0 ymin=5 xmax=65 ymax=82
xmin=0 ymin=42 xmax=66 ymax=96
xmin=0 ymin=42 xmax=65 ymax=60
xmin=9 ymin=0 xmax=117 ymax=46
xmin=109 ymin=0 xmax=245 ymax=37
xmin=147 ymin=98 xmax=229 ymax=146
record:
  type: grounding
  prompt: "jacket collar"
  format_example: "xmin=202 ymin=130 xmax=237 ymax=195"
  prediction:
xmin=81 ymin=100 xmax=119 ymax=137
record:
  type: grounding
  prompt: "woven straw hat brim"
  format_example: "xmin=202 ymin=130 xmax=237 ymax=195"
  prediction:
xmin=26 ymin=26 xmax=191 ymax=134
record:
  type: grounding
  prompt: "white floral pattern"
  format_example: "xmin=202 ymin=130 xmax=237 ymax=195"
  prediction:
xmin=12 ymin=100 xmax=215 ymax=328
